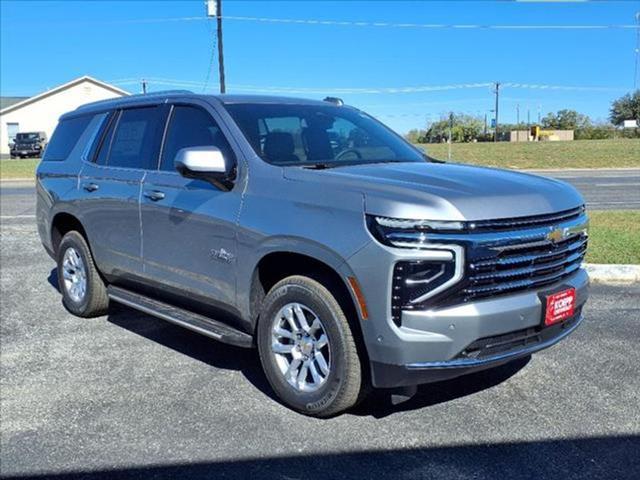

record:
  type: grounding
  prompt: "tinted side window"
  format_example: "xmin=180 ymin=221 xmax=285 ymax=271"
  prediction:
xmin=160 ymin=105 xmax=235 ymax=171
xmin=43 ymin=115 xmax=93 ymax=161
xmin=109 ymin=106 xmax=162 ymax=169
xmin=93 ymin=111 xmax=118 ymax=166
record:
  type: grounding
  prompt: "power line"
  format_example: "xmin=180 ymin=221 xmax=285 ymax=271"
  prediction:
xmin=53 ymin=14 xmax=637 ymax=30
xmin=219 ymin=15 xmax=637 ymax=30
xmin=111 ymin=77 xmax=627 ymax=95
xmin=95 ymin=14 xmax=636 ymax=30
xmin=201 ymin=17 xmax=216 ymax=93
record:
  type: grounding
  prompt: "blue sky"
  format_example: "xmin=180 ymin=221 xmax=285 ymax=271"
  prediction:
xmin=1 ymin=0 xmax=638 ymax=133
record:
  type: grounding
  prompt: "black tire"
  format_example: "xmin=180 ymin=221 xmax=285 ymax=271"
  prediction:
xmin=57 ymin=231 xmax=109 ymax=317
xmin=257 ymin=275 xmax=363 ymax=417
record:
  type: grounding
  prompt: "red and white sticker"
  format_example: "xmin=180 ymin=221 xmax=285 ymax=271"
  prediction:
xmin=544 ymin=288 xmax=576 ymax=326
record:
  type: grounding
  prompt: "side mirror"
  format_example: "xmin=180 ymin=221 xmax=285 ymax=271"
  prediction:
xmin=174 ymin=146 xmax=234 ymax=190
xmin=175 ymin=146 xmax=226 ymax=174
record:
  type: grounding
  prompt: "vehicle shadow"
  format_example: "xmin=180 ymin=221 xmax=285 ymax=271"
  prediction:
xmin=46 ymin=268 xmax=528 ymax=418
xmin=351 ymin=356 xmax=530 ymax=418
xmin=105 ymin=301 xmax=277 ymax=403
xmin=106 ymin=300 xmax=528 ymax=418
xmin=5 ymin=434 xmax=639 ymax=480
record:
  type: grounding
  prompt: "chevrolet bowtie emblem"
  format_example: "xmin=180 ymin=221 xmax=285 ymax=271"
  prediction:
xmin=547 ymin=227 xmax=569 ymax=243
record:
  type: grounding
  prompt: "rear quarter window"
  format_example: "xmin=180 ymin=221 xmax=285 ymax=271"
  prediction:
xmin=43 ymin=114 xmax=105 ymax=162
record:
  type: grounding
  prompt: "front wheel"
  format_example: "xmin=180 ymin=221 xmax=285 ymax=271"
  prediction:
xmin=57 ymin=231 xmax=109 ymax=317
xmin=257 ymin=275 xmax=364 ymax=417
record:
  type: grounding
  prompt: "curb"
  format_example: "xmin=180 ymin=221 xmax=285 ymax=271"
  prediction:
xmin=524 ymin=167 xmax=640 ymax=173
xmin=1 ymin=178 xmax=34 ymax=183
xmin=584 ymin=263 xmax=640 ymax=284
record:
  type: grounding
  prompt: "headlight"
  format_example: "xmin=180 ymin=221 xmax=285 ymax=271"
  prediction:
xmin=367 ymin=214 xmax=466 ymax=248
xmin=367 ymin=215 xmax=465 ymax=324
xmin=391 ymin=259 xmax=460 ymax=325
xmin=374 ymin=216 xmax=465 ymax=231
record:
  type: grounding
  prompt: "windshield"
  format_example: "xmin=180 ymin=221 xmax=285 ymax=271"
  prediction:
xmin=223 ymin=103 xmax=425 ymax=167
xmin=16 ymin=133 xmax=40 ymax=141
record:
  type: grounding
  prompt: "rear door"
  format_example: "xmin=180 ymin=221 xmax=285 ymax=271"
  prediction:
xmin=140 ymin=102 xmax=242 ymax=310
xmin=79 ymin=105 xmax=166 ymax=280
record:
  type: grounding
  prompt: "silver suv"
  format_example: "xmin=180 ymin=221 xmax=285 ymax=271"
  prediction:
xmin=37 ymin=92 xmax=589 ymax=417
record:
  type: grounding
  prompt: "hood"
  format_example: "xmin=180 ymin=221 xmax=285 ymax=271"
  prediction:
xmin=283 ymin=162 xmax=584 ymax=221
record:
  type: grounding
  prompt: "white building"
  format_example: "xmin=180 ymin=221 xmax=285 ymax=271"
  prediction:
xmin=0 ymin=76 xmax=129 ymax=155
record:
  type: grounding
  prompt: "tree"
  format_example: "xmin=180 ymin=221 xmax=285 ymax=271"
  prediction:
xmin=425 ymin=114 xmax=483 ymax=142
xmin=404 ymin=129 xmax=427 ymax=143
xmin=541 ymin=109 xmax=591 ymax=130
xmin=609 ymin=90 xmax=640 ymax=126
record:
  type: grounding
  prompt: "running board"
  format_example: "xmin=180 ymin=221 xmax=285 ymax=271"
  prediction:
xmin=107 ymin=286 xmax=253 ymax=348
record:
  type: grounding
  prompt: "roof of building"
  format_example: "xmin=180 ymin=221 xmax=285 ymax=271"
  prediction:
xmin=0 ymin=76 xmax=129 ymax=115
xmin=0 ymin=97 xmax=29 ymax=110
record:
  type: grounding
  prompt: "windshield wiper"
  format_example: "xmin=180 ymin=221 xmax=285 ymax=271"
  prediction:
xmin=303 ymin=163 xmax=341 ymax=170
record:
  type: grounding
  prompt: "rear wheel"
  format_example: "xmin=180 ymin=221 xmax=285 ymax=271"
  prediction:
xmin=57 ymin=231 xmax=109 ymax=317
xmin=257 ymin=275 xmax=363 ymax=417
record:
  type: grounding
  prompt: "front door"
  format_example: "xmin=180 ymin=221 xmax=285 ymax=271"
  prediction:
xmin=140 ymin=103 xmax=242 ymax=310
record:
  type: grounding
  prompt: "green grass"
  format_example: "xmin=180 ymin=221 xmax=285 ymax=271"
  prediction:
xmin=586 ymin=211 xmax=640 ymax=264
xmin=418 ymin=138 xmax=640 ymax=170
xmin=0 ymin=158 xmax=40 ymax=180
xmin=2 ymin=139 xmax=639 ymax=179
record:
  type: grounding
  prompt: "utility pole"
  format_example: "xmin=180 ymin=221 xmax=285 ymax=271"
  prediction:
xmin=537 ymin=104 xmax=541 ymax=125
xmin=516 ymin=103 xmax=520 ymax=141
xmin=206 ymin=0 xmax=226 ymax=94
xmin=484 ymin=113 xmax=487 ymax=136
xmin=527 ymin=109 xmax=531 ymax=141
xmin=141 ymin=79 xmax=147 ymax=94
xmin=493 ymin=82 xmax=500 ymax=142
xmin=634 ymin=11 xmax=640 ymax=89
xmin=448 ymin=112 xmax=453 ymax=161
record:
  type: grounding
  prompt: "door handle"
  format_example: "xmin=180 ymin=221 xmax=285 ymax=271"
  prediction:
xmin=82 ymin=182 xmax=99 ymax=192
xmin=143 ymin=190 xmax=166 ymax=201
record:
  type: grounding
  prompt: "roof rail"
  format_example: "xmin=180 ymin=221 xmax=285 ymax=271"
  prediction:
xmin=323 ymin=96 xmax=344 ymax=106
xmin=76 ymin=89 xmax=194 ymax=110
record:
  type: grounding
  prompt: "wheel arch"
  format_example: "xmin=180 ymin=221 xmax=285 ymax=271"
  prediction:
xmin=248 ymin=249 xmax=371 ymax=368
xmin=50 ymin=212 xmax=89 ymax=255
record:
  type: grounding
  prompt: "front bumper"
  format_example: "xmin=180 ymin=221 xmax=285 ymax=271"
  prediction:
xmin=371 ymin=309 xmax=583 ymax=387
xmin=11 ymin=147 xmax=40 ymax=156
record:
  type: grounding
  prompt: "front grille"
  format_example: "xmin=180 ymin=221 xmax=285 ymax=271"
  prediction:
xmin=386 ymin=208 xmax=589 ymax=313
xmin=468 ymin=206 xmax=584 ymax=232
xmin=463 ymin=231 xmax=588 ymax=302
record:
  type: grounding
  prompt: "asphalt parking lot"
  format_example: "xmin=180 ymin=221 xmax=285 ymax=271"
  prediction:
xmin=3 ymin=168 xmax=640 ymax=212
xmin=1 ymin=191 xmax=639 ymax=480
